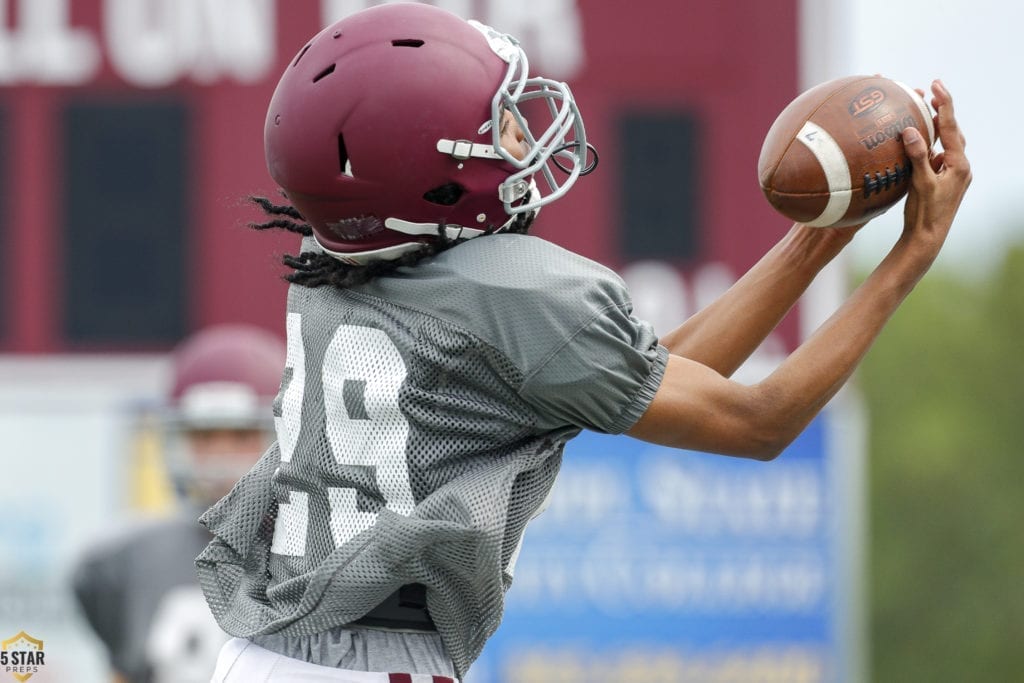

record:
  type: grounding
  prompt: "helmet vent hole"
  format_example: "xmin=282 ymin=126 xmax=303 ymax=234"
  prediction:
xmin=292 ymin=43 xmax=311 ymax=67
xmin=392 ymin=39 xmax=425 ymax=48
xmin=423 ymin=183 xmax=465 ymax=206
xmin=338 ymin=134 xmax=350 ymax=176
xmin=312 ymin=63 xmax=336 ymax=83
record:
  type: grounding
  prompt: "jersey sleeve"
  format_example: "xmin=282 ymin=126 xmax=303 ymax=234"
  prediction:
xmin=375 ymin=234 xmax=669 ymax=435
xmin=517 ymin=270 xmax=668 ymax=434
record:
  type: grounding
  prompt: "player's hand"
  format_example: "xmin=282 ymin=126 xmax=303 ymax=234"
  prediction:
xmin=899 ymin=79 xmax=971 ymax=264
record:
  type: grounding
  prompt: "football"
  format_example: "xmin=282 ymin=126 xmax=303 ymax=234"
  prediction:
xmin=757 ymin=75 xmax=934 ymax=228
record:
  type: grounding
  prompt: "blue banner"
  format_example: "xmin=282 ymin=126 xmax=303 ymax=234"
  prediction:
xmin=470 ymin=414 xmax=853 ymax=682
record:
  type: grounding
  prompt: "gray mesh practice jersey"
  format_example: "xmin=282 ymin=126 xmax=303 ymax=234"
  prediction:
xmin=196 ymin=234 xmax=668 ymax=678
xmin=73 ymin=515 xmax=229 ymax=683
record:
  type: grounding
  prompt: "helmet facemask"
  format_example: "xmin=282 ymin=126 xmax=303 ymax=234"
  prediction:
xmin=438 ymin=20 xmax=596 ymax=220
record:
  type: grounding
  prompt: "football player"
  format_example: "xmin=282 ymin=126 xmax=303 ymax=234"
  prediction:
xmin=72 ymin=325 xmax=285 ymax=683
xmin=197 ymin=4 xmax=971 ymax=682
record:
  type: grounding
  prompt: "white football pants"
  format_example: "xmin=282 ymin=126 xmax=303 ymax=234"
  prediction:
xmin=211 ymin=638 xmax=458 ymax=683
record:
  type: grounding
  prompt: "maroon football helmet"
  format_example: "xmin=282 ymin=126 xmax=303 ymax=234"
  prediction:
xmin=165 ymin=325 xmax=285 ymax=506
xmin=264 ymin=3 xmax=592 ymax=265
xmin=169 ymin=325 xmax=285 ymax=430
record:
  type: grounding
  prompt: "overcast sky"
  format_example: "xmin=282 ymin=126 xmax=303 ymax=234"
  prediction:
xmin=822 ymin=0 xmax=1020 ymax=275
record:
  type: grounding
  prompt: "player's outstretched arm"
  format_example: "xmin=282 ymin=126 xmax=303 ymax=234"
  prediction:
xmin=628 ymin=80 xmax=970 ymax=460
xmin=659 ymin=221 xmax=860 ymax=377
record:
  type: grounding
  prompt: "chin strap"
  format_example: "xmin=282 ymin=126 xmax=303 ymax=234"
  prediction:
xmin=384 ymin=218 xmax=487 ymax=241
xmin=436 ymin=139 xmax=533 ymax=205
xmin=436 ymin=138 xmax=503 ymax=161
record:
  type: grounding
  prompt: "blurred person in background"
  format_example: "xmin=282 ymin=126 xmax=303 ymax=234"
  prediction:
xmin=72 ymin=325 xmax=285 ymax=683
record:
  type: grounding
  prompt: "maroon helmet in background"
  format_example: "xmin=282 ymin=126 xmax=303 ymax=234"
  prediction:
xmin=264 ymin=2 xmax=594 ymax=265
xmin=165 ymin=325 xmax=285 ymax=507
xmin=169 ymin=324 xmax=284 ymax=430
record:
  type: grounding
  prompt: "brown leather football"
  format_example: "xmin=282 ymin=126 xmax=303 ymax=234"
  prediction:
xmin=757 ymin=75 xmax=934 ymax=228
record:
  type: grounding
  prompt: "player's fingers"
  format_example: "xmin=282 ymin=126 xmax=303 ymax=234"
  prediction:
xmin=932 ymin=80 xmax=967 ymax=156
xmin=901 ymin=127 xmax=934 ymax=186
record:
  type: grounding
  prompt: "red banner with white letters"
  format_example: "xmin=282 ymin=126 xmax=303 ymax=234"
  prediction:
xmin=0 ymin=0 xmax=798 ymax=352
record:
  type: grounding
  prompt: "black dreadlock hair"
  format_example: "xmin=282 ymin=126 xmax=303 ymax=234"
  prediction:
xmin=248 ymin=194 xmax=536 ymax=289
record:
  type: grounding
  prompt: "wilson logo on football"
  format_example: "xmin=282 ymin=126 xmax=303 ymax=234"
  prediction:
xmin=848 ymin=88 xmax=886 ymax=117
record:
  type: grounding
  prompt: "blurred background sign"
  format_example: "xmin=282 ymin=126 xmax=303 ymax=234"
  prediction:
xmin=0 ymin=0 xmax=809 ymax=353
xmin=472 ymin=409 xmax=865 ymax=683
